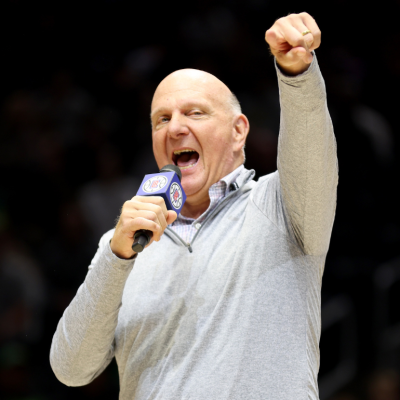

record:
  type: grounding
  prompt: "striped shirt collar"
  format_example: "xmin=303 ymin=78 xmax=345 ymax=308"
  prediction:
xmin=219 ymin=164 xmax=244 ymax=196
xmin=170 ymin=165 xmax=244 ymax=242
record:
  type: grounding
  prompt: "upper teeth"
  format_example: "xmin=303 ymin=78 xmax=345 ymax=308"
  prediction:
xmin=174 ymin=149 xmax=195 ymax=155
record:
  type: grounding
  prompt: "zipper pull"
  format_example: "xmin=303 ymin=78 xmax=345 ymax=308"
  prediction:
xmin=187 ymin=242 xmax=193 ymax=253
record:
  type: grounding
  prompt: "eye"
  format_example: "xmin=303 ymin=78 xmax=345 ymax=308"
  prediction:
xmin=158 ymin=116 xmax=170 ymax=124
xmin=188 ymin=110 xmax=203 ymax=117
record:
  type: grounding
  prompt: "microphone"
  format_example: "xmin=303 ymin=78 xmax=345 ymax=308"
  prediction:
xmin=131 ymin=164 xmax=186 ymax=253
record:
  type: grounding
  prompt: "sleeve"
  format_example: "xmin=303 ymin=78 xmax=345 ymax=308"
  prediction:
xmin=49 ymin=229 xmax=136 ymax=386
xmin=253 ymin=55 xmax=338 ymax=256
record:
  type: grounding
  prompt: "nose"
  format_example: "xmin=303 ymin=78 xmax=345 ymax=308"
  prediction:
xmin=167 ymin=112 xmax=190 ymax=139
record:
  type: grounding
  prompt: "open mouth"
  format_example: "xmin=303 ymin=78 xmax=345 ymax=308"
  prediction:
xmin=172 ymin=149 xmax=200 ymax=170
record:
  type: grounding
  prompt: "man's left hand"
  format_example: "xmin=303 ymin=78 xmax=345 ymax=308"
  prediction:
xmin=265 ymin=12 xmax=321 ymax=76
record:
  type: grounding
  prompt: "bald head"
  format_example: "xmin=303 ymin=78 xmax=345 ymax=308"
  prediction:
xmin=152 ymin=69 xmax=241 ymax=117
xmin=150 ymin=67 xmax=249 ymax=210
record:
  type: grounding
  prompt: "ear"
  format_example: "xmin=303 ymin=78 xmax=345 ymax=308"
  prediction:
xmin=232 ymin=114 xmax=250 ymax=152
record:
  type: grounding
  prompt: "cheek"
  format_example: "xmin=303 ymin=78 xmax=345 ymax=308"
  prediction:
xmin=202 ymin=128 xmax=233 ymax=159
xmin=152 ymin=132 xmax=168 ymax=164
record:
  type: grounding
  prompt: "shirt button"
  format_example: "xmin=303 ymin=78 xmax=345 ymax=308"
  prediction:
xmin=195 ymin=223 xmax=201 ymax=229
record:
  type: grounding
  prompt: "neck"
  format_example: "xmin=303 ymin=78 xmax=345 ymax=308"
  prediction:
xmin=180 ymin=195 xmax=210 ymax=219
xmin=179 ymin=161 xmax=244 ymax=219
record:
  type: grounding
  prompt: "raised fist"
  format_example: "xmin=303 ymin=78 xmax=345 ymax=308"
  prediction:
xmin=265 ymin=12 xmax=321 ymax=76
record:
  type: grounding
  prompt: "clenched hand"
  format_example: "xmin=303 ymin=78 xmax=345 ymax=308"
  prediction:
xmin=111 ymin=196 xmax=177 ymax=259
xmin=265 ymin=12 xmax=321 ymax=76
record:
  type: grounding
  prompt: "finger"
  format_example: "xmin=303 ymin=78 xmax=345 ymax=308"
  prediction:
xmin=299 ymin=12 xmax=321 ymax=51
xmin=132 ymin=210 xmax=166 ymax=236
xmin=266 ymin=18 xmax=297 ymax=50
xmin=118 ymin=209 xmax=162 ymax=239
xmin=265 ymin=27 xmax=282 ymax=50
xmin=128 ymin=198 xmax=168 ymax=227
xmin=281 ymin=24 xmax=313 ymax=64
xmin=276 ymin=46 xmax=311 ymax=68
xmin=121 ymin=203 xmax=167 ymax=240
xmin=287 ymin=16 xmax=314 ymax=51
xmin=119 ymin=214 xmax=162 ymax=240
xmin=130 ymin=217 xmax=163 ymax=241
xmin=280 ymin=23 xmax=309 ymax=51
xmin=133 ymin=196 xmax=169 ymax=219
xmin=131 ymin=204 xmax=167 ymax=234
xmin=269 ymin=18 xmax=306 ymax=49
xmin=166 ymin=210 xmax=177 ymax=225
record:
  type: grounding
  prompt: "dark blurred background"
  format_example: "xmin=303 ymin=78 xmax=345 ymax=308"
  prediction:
xmin=1 ymin=0 xmax=400 ymax=399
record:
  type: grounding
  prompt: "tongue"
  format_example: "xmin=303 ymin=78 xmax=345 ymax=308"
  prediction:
xmin=177 ymin=152 xmax=199 ymax=167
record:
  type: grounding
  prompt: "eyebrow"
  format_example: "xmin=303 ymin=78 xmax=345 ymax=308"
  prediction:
xmin=151 ymin=100 xmax=212 ymax=120
xmin=150 ymin=107 xmax=169 ymax=119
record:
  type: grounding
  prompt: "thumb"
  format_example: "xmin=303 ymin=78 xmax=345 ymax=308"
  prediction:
xmin=303 ymin=33 xmax=314 ymax=50
xmin=281 ymin=46 xmax=312 ymax=64
xmin=167 ymin=210 xmax=178 ymax=225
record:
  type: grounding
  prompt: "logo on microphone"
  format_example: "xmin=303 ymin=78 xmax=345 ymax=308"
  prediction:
xmin=170 ymin=182 xmax=183 ymax=209
xmin=142 ymin=175 xmax=168 ymax=193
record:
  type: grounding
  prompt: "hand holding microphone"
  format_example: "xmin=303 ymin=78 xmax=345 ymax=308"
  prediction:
xmin=110 ymin=165 xmax=186 ymax=259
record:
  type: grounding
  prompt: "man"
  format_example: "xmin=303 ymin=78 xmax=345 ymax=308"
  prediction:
xmin=51 ymin=12 xmax=338 ymax=400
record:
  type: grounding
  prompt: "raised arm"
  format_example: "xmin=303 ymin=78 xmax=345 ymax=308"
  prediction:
xmin=262 ymin=13 xmax=338 ymax=255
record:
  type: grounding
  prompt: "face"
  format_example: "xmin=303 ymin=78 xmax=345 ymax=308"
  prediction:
xmin=151 ymin=69 xmax=247 ymax=205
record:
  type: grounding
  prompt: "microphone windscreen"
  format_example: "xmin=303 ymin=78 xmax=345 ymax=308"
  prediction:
xmin=160 ymin=164 xmax=182 ymax=182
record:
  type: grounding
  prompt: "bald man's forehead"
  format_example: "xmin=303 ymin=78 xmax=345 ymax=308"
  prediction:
xmin=152 ymin=69 xmax=232 ymax=110
xmin=161 ymin=69 xmax=229 ymax=89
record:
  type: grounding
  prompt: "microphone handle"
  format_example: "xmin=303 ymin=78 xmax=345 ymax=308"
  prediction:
xmin=132 ymin=230 xmax=153 ymax=253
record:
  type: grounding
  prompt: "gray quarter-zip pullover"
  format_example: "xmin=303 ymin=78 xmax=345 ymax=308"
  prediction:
xmin=50 ymin=56 xmax=338 ymax=400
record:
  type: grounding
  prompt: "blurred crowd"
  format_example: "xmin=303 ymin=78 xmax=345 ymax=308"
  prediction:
xmin=1 ymin=0 xmax=400 ymax=399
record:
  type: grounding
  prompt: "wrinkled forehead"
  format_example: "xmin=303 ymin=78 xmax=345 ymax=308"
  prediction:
xmin=151 ymin=69 xmax=231 ymax=111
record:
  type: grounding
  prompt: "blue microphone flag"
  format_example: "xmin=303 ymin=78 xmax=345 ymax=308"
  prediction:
xmin=136 ymin=171 xmax=186 ymax=215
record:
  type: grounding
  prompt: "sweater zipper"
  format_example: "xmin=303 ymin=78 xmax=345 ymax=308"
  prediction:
xmin=166 ymin=229 xmax=193 ymax=253
xmin=166 ymin=185 xmax=242 ymax=253
xmin=189 ymin=188 xmax=240 ymax=245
